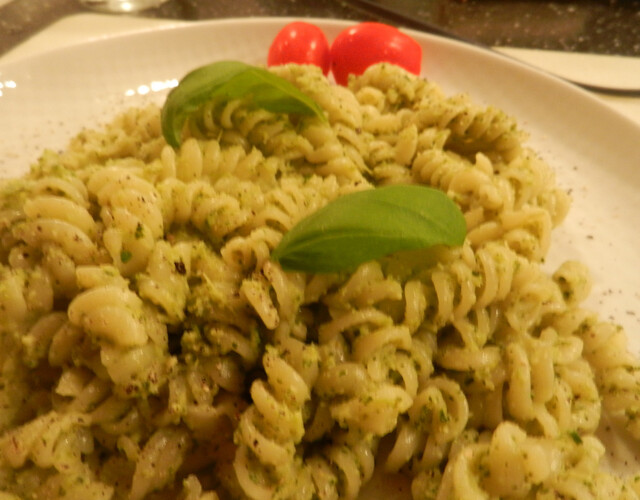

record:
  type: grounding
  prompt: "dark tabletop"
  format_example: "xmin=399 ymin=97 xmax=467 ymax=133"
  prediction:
xmin=2 ymin=0 xmax=640 ymax=60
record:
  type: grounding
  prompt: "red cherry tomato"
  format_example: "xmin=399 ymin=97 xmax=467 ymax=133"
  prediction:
xmin=330 ymin=22 xmax=422 ymax=86
xmin=267 ymin=22 xmax=331 ymax=76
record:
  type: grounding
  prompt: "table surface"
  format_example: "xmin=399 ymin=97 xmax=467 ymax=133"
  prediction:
xmin=2 ymin=0 xmax=640 ymax=59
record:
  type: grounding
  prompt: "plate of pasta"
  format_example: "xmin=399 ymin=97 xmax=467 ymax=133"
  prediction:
xmin=1 ymin=17 xmax=640 ymax=500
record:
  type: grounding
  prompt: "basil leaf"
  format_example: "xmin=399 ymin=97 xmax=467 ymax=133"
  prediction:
xmin=161 ymin=60 xmax=326 ymax=148
xmin=271 ymin=185 xmax=466 ymax=273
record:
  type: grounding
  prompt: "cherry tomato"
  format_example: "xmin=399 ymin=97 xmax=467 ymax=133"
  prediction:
xmin=267 ymin=22 xmax=331 ymax=76
xmin=330 ymin=22 xmax=422 ymax=86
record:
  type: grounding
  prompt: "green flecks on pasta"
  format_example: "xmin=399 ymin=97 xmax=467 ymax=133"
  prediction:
xmin=0 ymin=62 xmax=637 ymax=500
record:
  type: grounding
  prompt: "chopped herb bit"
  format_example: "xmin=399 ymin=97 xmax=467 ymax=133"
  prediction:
xmin=569 ymin=431 xmax=583 ymax=444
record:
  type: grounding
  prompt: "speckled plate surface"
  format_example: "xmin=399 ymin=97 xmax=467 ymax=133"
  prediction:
xmin=1 ymin=16 xmax=639 ymax=485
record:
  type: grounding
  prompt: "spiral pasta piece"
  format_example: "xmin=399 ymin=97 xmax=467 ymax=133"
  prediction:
xmin=68 ymin=284 xmax=152 ymax=347
xmin=306 ymin=432 xmax=377 ymax=500
xmin=0 ymin=411 xmax=92 ymax=474
xmin=129 ymin=426 xmax=192 ymax=500
xmin=5 ymin=174 xmax=100 ymax=282
xmin=429 ymin=422 xmax=636 ymax=500
xmin=386 ymin=378 xmax=469 ymax=474
xmin=221 ymin=227 xmax=282 ymax=273
xmin=418 ymin=94 xmax=523 ymax=162
xmin=136 ymin=240 xmax=192 ymax=324
xmin=502 ymin=329 xmax=600 ymax=436
xmin=12 ymin=183 xmax=101 ymax=291
xmin=191 ymin=98 xmax=314 ymax=163
xmin=412 ymin=150 xmax=565 ymax=262
xmin=87 ymin=166 xmax=162 ymax=276
xmin=551 ymin=308 xmax=640 ymax=438
xmin=0 ymin=265 xmax=54 ymax=331
xmin=314 ymin=268 xmax=424 ymax=439
xmin=410 ymin=241 xmax=564 ymax=351
xmin=234 ymin=343 xmax=318 ymax=500
xmin=241 ymin=260 xmax=306 ymax=332
xmin=245 ymin=175 xmax=343 ymax=234
xmin=65 ymin=267 xmax=171 ymax=398
xmin=272 ymin=64 xmax=363 ymax=130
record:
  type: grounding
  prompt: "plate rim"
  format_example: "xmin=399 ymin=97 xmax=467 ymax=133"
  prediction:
xmin=2 ymin=15 xmax=639 ymax=136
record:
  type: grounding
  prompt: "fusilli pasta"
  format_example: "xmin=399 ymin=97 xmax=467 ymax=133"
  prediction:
xmin=0 ymin=62 xmax=637 ymax=500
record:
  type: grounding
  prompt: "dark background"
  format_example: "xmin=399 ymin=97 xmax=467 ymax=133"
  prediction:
xmin=2 ymin=0 xmax=640 ymax=58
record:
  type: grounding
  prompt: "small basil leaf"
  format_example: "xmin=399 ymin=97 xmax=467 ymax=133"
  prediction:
xmin=161 ymin=60 xmax=326 ymax=148
xmin=271 ymin=185 xmax=467 ymax=273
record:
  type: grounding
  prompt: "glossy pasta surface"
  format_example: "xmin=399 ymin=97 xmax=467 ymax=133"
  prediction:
xmin=0 ymin=63 xmax=638 ymax=500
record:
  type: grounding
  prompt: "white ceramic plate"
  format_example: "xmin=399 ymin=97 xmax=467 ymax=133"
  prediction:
xmin=1 ymin=16 xmax=639 ymax=483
